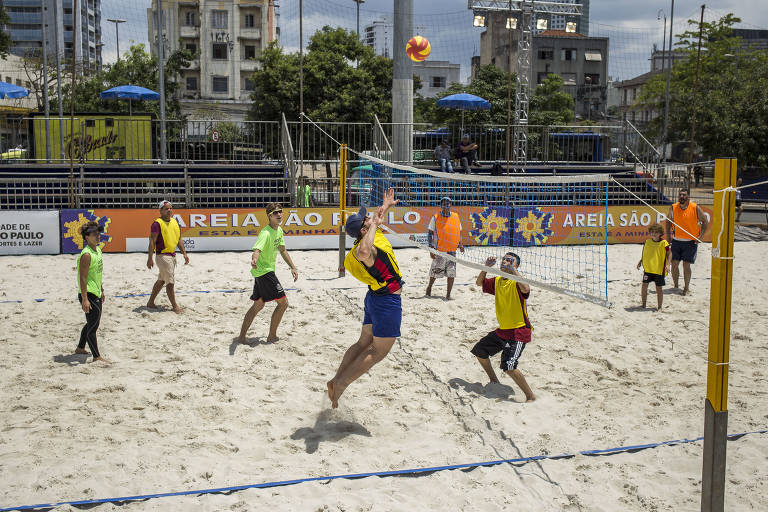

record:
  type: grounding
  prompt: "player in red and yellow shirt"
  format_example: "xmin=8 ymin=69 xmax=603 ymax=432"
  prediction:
xmin=470 ymin=252 xmax=535 ymax=402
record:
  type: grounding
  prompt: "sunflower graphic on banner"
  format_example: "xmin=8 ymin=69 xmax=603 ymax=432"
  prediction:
xmin=513 ymin=207 xmax=553 ymax=246
xmin=470 ymin=207 xmax=511 ymax=246
xmin=61 ymin=210 xmax=112 ymax=253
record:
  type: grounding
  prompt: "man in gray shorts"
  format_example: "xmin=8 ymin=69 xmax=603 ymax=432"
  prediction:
xmin=426 ymin=197 xmax=464 ymax=300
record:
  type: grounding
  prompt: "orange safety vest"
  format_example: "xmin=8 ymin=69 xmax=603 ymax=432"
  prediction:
xmin=672 ymin=202 xmax=700 ymax=241
xmin=433 ymin=212 xmax=461 ymax=252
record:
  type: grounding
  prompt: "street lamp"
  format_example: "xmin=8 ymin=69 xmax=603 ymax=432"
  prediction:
xmin=352 ymin=0 xmax=365 ymax=37
xmin=107 ymin=18 xmax=126 ymax=62
xmin=662 ymin=0 xmax=675 ymax=164
xmin=657 ymin=9 xmax=667 ymax=159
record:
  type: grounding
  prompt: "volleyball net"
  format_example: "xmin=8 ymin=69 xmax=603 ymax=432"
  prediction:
xmin=346 ymin=150 xmax=612 ymax=307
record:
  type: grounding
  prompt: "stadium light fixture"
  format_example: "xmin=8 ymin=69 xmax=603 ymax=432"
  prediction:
xmin=473 ymin=15 xmax=486 ymax=27
xmin=506 ymin=17 xmax=517 ymax=30
xmin=565 ymin=21 xmax=577 ymax=33
xmin=536 ymin=18 xmax=548 ymax=31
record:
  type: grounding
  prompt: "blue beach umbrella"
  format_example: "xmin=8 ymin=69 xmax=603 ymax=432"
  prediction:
xmin=436 ymin=93 xmax=491 ymax=133
xmin=0 ymin=81 xmax=30 ymax=99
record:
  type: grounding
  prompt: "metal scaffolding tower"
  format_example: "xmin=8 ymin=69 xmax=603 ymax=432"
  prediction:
xmin=469 ymin=1 xmax=582 ymax=165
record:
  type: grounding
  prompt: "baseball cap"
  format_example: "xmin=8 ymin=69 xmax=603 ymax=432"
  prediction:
xmin=344 ymin=206 xmax=368 ymax=238
xmin=159 ymin=200 xmax=172 ymax=209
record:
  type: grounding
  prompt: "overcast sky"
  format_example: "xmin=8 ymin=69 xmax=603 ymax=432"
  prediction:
xmin=103 ymin=0 xmax=768 ymax=81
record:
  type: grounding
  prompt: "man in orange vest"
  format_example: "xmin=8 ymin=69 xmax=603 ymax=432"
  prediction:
xmin=426 ymin=196 xmax=464 ymax=300
xmin=665 ymin=188 xmax=708 ymax=296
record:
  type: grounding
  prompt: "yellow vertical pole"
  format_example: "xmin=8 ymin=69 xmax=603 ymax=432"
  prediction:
xmin=701 ymin=157 xmax=737 ymax=512
xmin=338 ymin=144 xmax=348 ymax=277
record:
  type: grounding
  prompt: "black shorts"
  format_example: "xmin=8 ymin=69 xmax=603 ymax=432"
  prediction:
xmin=250 ymin=272 xmax=286 ymax=302
xmin=671 ymin=239 xmax=698 ymax=264
xmin=643 ymin=272 xmax=665 ymax=286
xmin=735 ymin=200 xmax=742 ymax=207
xmin=471 ymin=331 xmax=527 ymax=371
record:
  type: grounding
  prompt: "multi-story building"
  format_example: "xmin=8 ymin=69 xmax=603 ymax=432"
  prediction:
xmin=4 ymin=0 xmax=102 ymax=71
xmin=147 ymin=0 xmax=279 ymax=121
xmin=475 ymin=11 xmax=608 ymax=120
xmin=363 ymin=17 xmax=391 ymax=58
xmin=412 ymin=60 xmax=461 ymax=98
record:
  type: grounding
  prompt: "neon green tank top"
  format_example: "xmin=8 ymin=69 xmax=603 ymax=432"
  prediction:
xmin=77 ymin=245 xmax=103 ymax=297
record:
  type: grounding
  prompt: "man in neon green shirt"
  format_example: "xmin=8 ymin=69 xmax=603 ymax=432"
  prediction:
xmin=237 ymin=203 xmax=299 ymax=343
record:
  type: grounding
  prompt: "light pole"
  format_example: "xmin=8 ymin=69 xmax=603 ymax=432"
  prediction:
xmin=107 ymin=18 xmax=126 ymax=62
xmin=662 ymin=0 xmax=674 ymax=164
xmin=657 ymin=9 xmax=666 ymax=160
xmin=352 ymin=0 xmax=365 ymax=38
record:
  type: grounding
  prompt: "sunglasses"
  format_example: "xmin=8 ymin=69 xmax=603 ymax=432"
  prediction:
xmin=269 ymin=210 xmax=283 ymax=215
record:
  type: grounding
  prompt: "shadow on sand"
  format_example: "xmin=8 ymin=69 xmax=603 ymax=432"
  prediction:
xmin=448 ymin=377 xmax=516 ymax=400
xmin=53 ymin=353 xmax=90 ymax=366
xmin=291 ymin=409 xmax=371 ymax=454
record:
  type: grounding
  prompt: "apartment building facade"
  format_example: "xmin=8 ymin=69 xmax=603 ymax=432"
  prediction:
xmin=4 ymin=0 xmax=102 ymax=71
xmin=147 ymin=0 xmax=278 ymax=120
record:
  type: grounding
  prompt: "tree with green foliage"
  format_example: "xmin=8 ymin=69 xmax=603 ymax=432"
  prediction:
xmin=637 ymin=14 xmax=768 ymax=166
xmin=51 ymin=44 xmax=195 ymax=120
xmin=0 ymin=5 xmax=12 ymax=60
xmin=529 ymin=74 xmax=574 ymax=126
xmin=249 ymin=27 xmax=401 ymax=123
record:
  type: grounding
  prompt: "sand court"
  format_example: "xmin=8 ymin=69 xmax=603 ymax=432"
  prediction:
xmin=0 ymin=243 xmax=766 ymax=511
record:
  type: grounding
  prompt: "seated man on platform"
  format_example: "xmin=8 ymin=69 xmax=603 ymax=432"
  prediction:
xmin=457 ymin=135 xmax=480 ymax=173
xmin=434 ymin=139 xmax=454 ymax=173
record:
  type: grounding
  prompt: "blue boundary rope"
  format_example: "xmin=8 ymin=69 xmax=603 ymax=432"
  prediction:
xmin=2 ymin=429 xmax=765 ymax=511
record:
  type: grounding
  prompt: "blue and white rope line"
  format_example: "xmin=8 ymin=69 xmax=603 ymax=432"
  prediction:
xmin=1 ymin=429 xmax=765 ymax=511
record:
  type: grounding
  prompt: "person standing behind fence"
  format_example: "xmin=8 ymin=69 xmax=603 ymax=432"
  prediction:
xmin=665 ymin=189 xmax=708 ymax=296
xmin=75 ymin=221 xmax=111 ymax=364
xmin=147 ymin=200 xmax=190 ymax=313
xmin=426 ymin=196 xmax=464 ymax=299
xmin=297 ymin=175 xmax=315 ymax=207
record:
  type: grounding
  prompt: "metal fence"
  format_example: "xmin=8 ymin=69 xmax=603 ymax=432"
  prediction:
xmin=3 ymin=117 xmax=660 ymax=170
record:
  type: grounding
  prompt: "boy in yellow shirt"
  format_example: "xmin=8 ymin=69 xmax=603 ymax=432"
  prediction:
xmin=636 ymin=223 xmax=671 ymax=311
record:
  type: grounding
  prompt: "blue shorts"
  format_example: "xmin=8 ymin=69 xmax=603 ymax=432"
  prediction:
xmin=363 ymin=291 xmax=402 ymax=338
xmin=671 ymin=239 xmax=698 ymax=263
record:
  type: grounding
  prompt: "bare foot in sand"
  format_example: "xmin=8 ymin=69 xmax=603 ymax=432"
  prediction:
xmin=266 ymin=336 xmax=279 ymax=343
xmin=327 ymin=380 xmax=338 ymax=409
xmin=173 ymin=306 xmax=183 ymax=314
xmin=93 ymin=356 xmax=112 ymax=365
xmin=74 ymin=348 xmax=90 ymax=355
xmin=525 ymin=395 xmax=536 ymax=403
xmin=147 ymin=302 xmax=159 ymax=309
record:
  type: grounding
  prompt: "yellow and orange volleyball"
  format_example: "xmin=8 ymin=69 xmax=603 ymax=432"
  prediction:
xmin=406 ymin=36 xmax=431 ymax=62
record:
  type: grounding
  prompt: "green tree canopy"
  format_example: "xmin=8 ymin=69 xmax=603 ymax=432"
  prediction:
xmin=638 ymin=13 xmax=768 ymax=166
xmin=529 ymin=74 xmax=575 ymax=125
xmin=51 ymin=44 xmax=195 ymax=120
xmin=249 ymin=27 xmax=400 ymax=122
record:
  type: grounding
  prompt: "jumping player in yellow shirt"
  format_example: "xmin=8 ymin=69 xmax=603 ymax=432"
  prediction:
xmin=327 ymin=188 xmax=403 ymax=408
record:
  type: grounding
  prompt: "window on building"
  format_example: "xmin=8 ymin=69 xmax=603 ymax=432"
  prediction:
xmin=584 ymin=73 xmax=600 ymax=86
xmin=244 ymin=45 xmax=257 ymax=60
xmin=538 ymin=48 xmax=554 ymax=60
xmin=185 ymin=43 xmax=197 ymax=54
xmin=561 ymin=72 xmax=576 ymax=85
xmin=211 ymin=10 xmax=228 ymax=29
xmin=4 ymin=76 xmax=10 ymax=83
xmin=243 ymin=77 xmax=255 ymax=91
xmin=584 ymin=49 xmax=602 ymax=62
xmin=561 ymin=48 xmax=576 ymax=61
xmin=15 ymin=79 xmax=21 ymax=86
xmin=186 ymin=76 xmax=198 ymax=91
xmin=244 ymin=14 xmax=255 ymax=28
xmin=185 ymin=11 xmax=196 ymax=26
xmin=632 ymin=88 xmax=638 ymax=100
xmin=623 ymin=89 xmax=628 ymax=104
xmin=212 ymin=43 xmax=228 ymax=60
xmin=431 ymin=76 xmax=446 ymax=88
xmin=212 ymin=76 xmax=228 ymax=93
